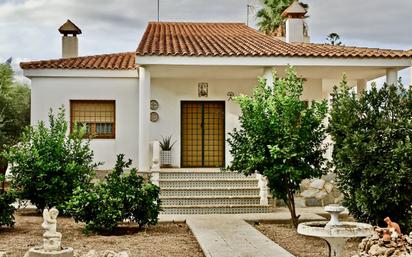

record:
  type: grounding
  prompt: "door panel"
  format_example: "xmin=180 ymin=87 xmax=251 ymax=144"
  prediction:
xmin=181 ymin=101 xmax=225 ymax=168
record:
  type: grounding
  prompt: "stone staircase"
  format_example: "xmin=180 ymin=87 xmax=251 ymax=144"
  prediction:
xmin=159 ymin=169 xmax=274 ymax=215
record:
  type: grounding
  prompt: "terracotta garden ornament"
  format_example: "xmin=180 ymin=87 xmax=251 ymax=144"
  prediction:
xmin=384 ymin=217 xmax=401 ymax=234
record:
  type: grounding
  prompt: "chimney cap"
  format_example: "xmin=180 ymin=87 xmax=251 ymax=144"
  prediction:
xmin=282 ymin=1 xmax=307 ymax=18
xmin=58 ymin=19 xmax=82 ymax=36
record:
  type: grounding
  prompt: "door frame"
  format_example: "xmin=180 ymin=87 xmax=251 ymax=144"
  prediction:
xmin=180 ymin=100 xmax=226 ymax=168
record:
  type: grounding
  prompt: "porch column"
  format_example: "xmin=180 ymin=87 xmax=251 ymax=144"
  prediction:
xmin=357 ymin=79 xmax=367 ymax=95
xmin=386 ymin=68 xmax=398 ymax=85
xmin=138 ymin=66 xmax=151 ymax=171
xmin=263 ymin=67 xmax=274 ymax=87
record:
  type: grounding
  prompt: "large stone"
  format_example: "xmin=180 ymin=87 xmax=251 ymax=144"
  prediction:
xmin=294 ymin=197 xmax=306 ymax=208
xmin=309 ymin=179 xmax=325 ymax=190
xmin=0 ymin=251 xmax=7 ymax=257
xmin=300 ymin=189 xmax=319 ymax=198
xmin=24 ymin=247 xmax=74 ymax=257
xmin=368 ymin=244 xmax=386 ymax=256
xmin=305 ymin=197 xmax=321 ymax=206
xmin=300 ymin=179 xmax=311 ymax=191
xmin=324 ymin=182 xmax=334 ymax=193
xmin=315 ymin=190 xmax=328 ymax=200
xmin=322 ymin=173 xmax=336 ymax=182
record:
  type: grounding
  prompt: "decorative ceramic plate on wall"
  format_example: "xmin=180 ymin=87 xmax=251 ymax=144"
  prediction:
xmin=150 ymin=112 xmax=159 ymax=122
xmin=150 ymin=100 xmax=159 ymax=110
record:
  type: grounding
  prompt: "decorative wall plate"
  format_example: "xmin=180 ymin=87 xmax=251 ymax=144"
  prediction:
xmin=150 ymin=100 xmax=159 ymax=110
xmin=150 ymin=112 xmax=159 ymax=122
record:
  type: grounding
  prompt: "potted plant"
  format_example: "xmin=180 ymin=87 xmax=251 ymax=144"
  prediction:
xmin=159 ymin=135 xmax=176 ymax=168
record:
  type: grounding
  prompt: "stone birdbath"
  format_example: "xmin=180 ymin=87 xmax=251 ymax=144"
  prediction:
xmin=297 ymin=204 xmax=373 ymax=257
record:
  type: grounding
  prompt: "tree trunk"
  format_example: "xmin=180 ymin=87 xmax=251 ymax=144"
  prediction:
xmin=285 ymin=190 xmax=301 ymax=229
xmin=0 ymin=157 xmax=8 ymax=193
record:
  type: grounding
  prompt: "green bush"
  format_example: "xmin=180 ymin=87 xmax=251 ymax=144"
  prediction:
xmin=66 ymin=154 xmax=161 ymax=234
xmin=329 ymin=78 xmax=412 ymax=233
xmin=227 ymin=67 xmax=328 ymax=228
xmin=3 ymin=107 xmax=98 ymax=211
xmin=0 ymin=174 xmax=16 ymax=227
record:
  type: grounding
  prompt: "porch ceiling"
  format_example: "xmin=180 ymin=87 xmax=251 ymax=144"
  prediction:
xmin=147 ymin=65 xmax=394 ymax=81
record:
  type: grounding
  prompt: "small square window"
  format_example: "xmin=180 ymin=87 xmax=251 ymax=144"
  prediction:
xmin=70 ymin=100 xmax=115 ymax=139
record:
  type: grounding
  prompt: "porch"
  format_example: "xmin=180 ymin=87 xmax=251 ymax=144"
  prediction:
xmin=137 ymin=64 xmax=402 ymax=171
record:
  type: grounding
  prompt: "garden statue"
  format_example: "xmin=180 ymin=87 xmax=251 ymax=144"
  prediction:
xmin=42 ymin=207 xmax=62 ymax=251
xmin=24 ymin=207 xmax=73 ymax=257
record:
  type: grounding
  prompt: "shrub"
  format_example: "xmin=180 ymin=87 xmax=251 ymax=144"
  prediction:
xmin=227 ymin=67 xmax=328 ymax=228
xmin=0 ymin=174 xmax=16 ymax=227
xmin=3 ymin=107 xmax=98 ymax=211
xmin=66 ymin=154 xmax=161 ymax=234
xmin=329 ymin=78 xmax=412 ymax=233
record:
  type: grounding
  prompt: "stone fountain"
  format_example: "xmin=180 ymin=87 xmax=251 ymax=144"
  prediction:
xmin=297 ymin=204 xmax=373 ymax=257
xmin=24 ymin=207 xmax=73 ymax=257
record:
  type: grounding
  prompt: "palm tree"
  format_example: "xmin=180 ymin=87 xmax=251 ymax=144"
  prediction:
xmin=256 ymin=0 xmax=308 ymax=36
xmin=326 ymin=33 xmax=342 ymax=46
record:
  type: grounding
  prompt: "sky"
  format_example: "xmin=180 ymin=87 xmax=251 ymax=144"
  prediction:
xmin=0 ymin=0 xmax=411 ymax=85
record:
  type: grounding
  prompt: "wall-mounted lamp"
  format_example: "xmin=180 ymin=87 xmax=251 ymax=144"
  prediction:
xmin=198 ymin=82 xmax=208 ymax=97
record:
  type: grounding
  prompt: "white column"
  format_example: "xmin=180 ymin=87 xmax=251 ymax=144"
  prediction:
xmin=357 ymin=79 xmax=367 ymax=95
xmin=263 ymin=67 xmax=274 ymax=87
xmin=386 ymin=68 xmax=398 ymax=85
xmin=138 ymin=66 xmax=151 ymax=171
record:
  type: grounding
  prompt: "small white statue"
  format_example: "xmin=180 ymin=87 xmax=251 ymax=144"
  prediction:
xmin=41 ymin=207 xmax=62 ymax=252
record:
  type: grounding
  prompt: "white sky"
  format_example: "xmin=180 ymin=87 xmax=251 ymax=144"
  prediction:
xmin=0 ymin=0 xmax=411 ymax=85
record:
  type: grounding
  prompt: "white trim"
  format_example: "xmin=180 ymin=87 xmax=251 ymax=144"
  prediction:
xmin=23 ymin=69 xmax=138 ymax=78
xmin=136 ymin=56 xmax=411 ymax=68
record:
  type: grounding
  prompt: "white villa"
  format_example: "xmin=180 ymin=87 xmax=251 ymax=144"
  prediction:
xmin=20 ymin=2 xmax=412 ymax=214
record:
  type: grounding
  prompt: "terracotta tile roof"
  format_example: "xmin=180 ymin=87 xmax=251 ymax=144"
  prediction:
xmin=20 ymin=52 xmax=136 ymax=70
xmin=136 ymin=22 xmax=412 ymax=59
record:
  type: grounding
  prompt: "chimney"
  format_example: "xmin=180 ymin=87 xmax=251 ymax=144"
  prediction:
xmin=58 ymin=20 xmax=82 ymax=58
xmin=282 ymin=1 xmax=307 ymax=43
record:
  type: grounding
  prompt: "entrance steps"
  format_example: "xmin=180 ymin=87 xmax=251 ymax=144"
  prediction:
xmin=159 ymin=169 xmax=274 ymax=215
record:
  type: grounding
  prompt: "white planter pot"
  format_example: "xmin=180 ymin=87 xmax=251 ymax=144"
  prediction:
xmin=160 ymin=150 xmax=172 ymax=167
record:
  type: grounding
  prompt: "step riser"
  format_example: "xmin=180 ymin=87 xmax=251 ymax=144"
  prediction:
xmin=160 ymin=189 xmax=260 ymax=197
xmin=162 ymin=206 xmax=273 ymax=215
xmin=159 ymin=180 xmax=258 ymax=189
xmin=161 ymin=198 xmax=262 ymax=206
xmin=159 ymin=172 xmax=255 ymax=180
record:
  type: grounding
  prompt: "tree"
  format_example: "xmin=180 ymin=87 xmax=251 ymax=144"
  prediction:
xmin=326 ymin=33 xmax=342 ymax=46
xmin=3 ymin=107 xmax=99 ymax=211
xmin=227 ymin=67 xmax=328 ymax=228
xmin=329 ymin=78 xmax=412 ymax=233
xmin=257 ymin=0 xmax=308 ymax=36
xmin=0 ymin=63 xmax=30 ymax=189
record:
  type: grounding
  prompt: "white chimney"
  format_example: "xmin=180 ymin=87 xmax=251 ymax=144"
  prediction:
xmin=282 ymin=1 xmax=307 ymax=43
xmin=58 ymin=20 xmax=82 ymax=58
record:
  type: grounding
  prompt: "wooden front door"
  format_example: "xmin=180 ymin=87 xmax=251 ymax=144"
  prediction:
xmin=181 ymin=101 xmax=225 ymax=168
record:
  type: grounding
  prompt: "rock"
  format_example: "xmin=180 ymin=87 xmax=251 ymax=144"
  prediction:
xmin=102 ymin=251 xmax=128 ymax=257
xmin=305 ymin=197 xmax=321 ymax=206
xmin=83 ymin=250 xmax=98 ymax=257
xmin=385 ymin=248 xmax=395 ymax=256
xmin=322 ymin=172 xmax=336 ymax=182
xmin=310 ymin=179 xmax=325 ymax=190
xmin=315 ymin=190 xmax=328 ymax=200
xmin=324 ymin=182 xmax=334 ymax=193
xmin=369 ymin=244 xmax=386 ymax=255
xmin=300 ymin=179 xmax=311 ymax=191
xmin=301 ymin=189 xmax=319 ymax=198
xmin=294 ymin=196 xmax=306 ymax=208
xmin=0 ymin=251 xmax=7 ymax=257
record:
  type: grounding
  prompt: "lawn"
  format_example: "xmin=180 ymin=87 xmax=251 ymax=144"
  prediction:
xmin=0 ymin=210 xmax=204 ymax=257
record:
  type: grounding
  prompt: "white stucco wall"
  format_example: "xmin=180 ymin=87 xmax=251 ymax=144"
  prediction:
xmin=30 ymin=76 xmax=139 ymax=170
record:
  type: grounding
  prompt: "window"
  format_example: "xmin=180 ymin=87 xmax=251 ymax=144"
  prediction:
xmin=70 ymin=100 xmax=115 ymax=139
